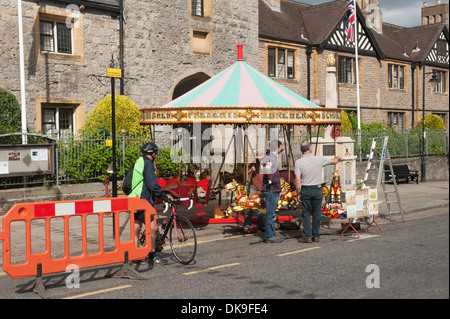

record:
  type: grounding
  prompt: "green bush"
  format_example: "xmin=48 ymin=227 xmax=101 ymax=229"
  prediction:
xmin=154 ymin=146 xmax=188 ymax=179
xmin=0 ymin=88 xmax=22 ymax=143
xmin=81 ymin=94 xmax=150 ymax=136
xmin=340 ymin=110 xmax=352 ymax=132
xmin=417 ymin=114 xmax=445 ymax=131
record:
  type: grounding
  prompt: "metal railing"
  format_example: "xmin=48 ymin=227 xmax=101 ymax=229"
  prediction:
xmin=0 ymin=128 xmax=448 ymax=188
xmin=0 ymin=131 xmax=152 ymax=188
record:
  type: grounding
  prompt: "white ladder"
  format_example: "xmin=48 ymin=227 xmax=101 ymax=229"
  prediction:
xmin=362 ymin=136 xmax=404 ymax=222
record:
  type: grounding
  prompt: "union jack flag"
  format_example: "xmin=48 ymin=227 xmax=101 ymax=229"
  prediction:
xmin=345 ymin=0 xmax=356 ymax=42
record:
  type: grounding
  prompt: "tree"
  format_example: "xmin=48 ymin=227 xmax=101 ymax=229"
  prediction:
xmin=0 ymin=88 xmax=21 ymax=134
xmin=81 ymin=94 xmax=149 ymax=136
xmin=340 ymin=110 xmax=352 ymax=132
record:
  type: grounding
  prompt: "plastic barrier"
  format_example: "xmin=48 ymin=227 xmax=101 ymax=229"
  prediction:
xmin=0 ymin=197 xmax=156 ymax=297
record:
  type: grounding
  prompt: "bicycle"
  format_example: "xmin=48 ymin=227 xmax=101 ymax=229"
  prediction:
xmin=140 ymin=195 xmax=197 ymax=265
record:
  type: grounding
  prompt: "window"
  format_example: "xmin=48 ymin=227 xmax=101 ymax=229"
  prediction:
xmin=433 ymin=113 xmax=447 ymax=125
xmin=433 ymin=70 xmax=447 ymax=93
xmin=338 ymin=56 xmax=356 ymax=84
xmin=39 ymin=20 xmax=72 ymax=54
xmin=268 ymin=48 xmax=295 ymax=79
xmin=437 ymin=39 xmax=446 ymax=57
xmin=387 ymin=112 xmax=404 ymax=133
xmin=191 ymin=0 xmax=203 ymax=17
xmin=42 ymin=107 xmax=74 ymax=139
xmin=388 ymin=64 xmax=405 ymax=89
xmin=191 ymin=30 xmax=211 ymax=56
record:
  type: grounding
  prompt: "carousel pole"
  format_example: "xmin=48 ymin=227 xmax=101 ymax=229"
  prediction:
xmin=244 ymin=124 xmax=249 ymax=192
xmin=314 ymin=125 xmax=321 ymax=156
xmin=334 ymin=124 xmax=337 ymax=160
xmin=178 ymin=128 xmax=183 ymax=179
xmin=284 ymin=125 xmax=295 ymax=183
xmin=213 ymin=129 xmax=236 ymax=188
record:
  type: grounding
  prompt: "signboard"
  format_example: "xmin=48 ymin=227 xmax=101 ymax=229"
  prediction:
xmin=345 ymin=188 xmax=378 ymax=218
xmin=140 ymin=107 xmax=341 ymax=125
xmin=107 ymin=68 xmax=122 ymax=78
xmin=0 ymin=144 xmax=55 ymax=177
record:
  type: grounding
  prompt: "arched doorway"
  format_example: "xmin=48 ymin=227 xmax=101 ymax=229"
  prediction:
xmin=171 ymin=72 xmax=212 ymax=165
xmin=172 ymin=72 xmax=210 ymax=99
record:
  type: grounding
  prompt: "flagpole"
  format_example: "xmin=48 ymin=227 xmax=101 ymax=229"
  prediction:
xmin=18 ymin=0 xmax=27 ymax=144
xmin=355 ymin=4 xmax=361 ymax=160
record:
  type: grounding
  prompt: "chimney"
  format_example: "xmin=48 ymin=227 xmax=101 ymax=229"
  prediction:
xmin=358 ymin=0 xmax=383 ymax=34
xmin=237 ymin=45 xmax=243 ymax=61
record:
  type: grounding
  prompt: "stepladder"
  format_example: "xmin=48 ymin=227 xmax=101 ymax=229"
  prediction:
xmin=362 ymin=136 xmax=405 ymax=222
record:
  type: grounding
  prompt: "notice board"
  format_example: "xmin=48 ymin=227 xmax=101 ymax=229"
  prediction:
xmin=344 ymin=188 xmax=378 ymax=218
xmin=0 ymin=144 xmax=55 ymax=177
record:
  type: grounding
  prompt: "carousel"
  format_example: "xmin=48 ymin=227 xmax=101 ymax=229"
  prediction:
xmin=139 ymin=45 xmax=345 ymax=231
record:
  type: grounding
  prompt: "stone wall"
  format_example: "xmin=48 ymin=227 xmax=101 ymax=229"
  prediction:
xmin=122 ymin=0 xmax=259 ymax=108
xmin=0 ymin=0 xmax=259 ymax=133
xmin=0 ymin=0 xmax=120 ymax=132
xmin=355 ymin=155 xmax=449 ymax=182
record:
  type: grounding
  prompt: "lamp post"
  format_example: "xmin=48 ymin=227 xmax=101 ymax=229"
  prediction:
xmin=421 ymin=66 xmax=440 ymax=182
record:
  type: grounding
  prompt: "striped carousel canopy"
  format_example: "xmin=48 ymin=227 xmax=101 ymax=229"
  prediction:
xmin=162 ymin=61 xmax=319 ymax=109
xmin=140 ymin=48 xmax=341 ymax=125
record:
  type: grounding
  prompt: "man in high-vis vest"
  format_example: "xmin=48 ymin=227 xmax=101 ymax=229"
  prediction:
xmin=128 ymin=142 xmax=171 ymax=264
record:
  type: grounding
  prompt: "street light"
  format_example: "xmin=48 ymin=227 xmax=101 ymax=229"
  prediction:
xmin=421 ymin=67 xmax=441 ymax=182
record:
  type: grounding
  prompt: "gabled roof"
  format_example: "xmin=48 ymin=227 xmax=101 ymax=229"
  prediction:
xmin=259 ymin=0 xmax=310 ymax=44
xmin=259 ymin=0 xmax=449 ymax=66
xmin=260 ymin=0 xmax=383 ymax=57
xmin=297 ymin=0 xmax=349 ymax=46
xmin=378 ymin=23 xmax=448 ymax=64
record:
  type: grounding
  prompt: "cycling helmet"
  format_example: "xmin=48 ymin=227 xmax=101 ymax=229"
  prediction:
xmin=141 ymin=142 xmax=159 ymax=155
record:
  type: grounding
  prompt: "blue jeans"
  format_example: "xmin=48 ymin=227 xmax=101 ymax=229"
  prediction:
xmin=262 ymin=190 xmax=280 ymax=240
xmin=301 ymin=185 xmax=323 ymax=239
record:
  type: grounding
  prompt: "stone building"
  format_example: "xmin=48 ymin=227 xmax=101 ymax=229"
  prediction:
xmin=0 ymin=0 xmax=258 ymax=138
xmin=259 ymin=0 xmax=449 ymax=132
xmin=0 ymin=0 xmax=448 ymax=138
xmin=422 ymin=0 xmax=449 ymax=29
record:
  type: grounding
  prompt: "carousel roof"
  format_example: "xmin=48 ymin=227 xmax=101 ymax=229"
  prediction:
xmin=140 ymin=48 xmax=341 ymax=125
xmin=163 ymin=61 xmax=320 ymax=109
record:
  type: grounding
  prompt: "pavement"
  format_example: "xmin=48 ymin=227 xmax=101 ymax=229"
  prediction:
xmin=0 ymin=180 xmax=448 ymax=269
xmin=180 ymin=179 xmax=450 ymax=237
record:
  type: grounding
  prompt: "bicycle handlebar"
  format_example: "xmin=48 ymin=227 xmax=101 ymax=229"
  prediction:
xmin=163 ymin=197 xmax=194 ymax=213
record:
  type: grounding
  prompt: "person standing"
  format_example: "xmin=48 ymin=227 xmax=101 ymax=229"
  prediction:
xmin=294 ymin=141 xmax=342 ymax=243
xmin=260 ymin=140 xmax=284 ymax=243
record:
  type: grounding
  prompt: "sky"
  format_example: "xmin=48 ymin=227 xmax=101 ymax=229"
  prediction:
xmin=294 ymin=0 xmax=449 ymax=28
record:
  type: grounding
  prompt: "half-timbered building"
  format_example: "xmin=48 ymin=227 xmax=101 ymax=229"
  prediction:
xmin=259 ymin=0 xmax=449 ymax=131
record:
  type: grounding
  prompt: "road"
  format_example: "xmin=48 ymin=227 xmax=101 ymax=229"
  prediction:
xmin=0 ymin=207 xmax=448 ymax=305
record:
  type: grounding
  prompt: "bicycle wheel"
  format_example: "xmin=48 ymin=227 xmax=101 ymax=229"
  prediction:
xmin=169 ymin=215 xmax=197 ymax=264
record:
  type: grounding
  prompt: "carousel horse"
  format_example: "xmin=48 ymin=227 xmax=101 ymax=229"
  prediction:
xmin=223 ymin=178 xmax=298 ymax=218
xmin=330 ymin=169 xmax=342 ymax=204
xmin=224 ymin=179 xmax=266 ymax=217
xmin=276 ymin=178 xmax=298 ymax=212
